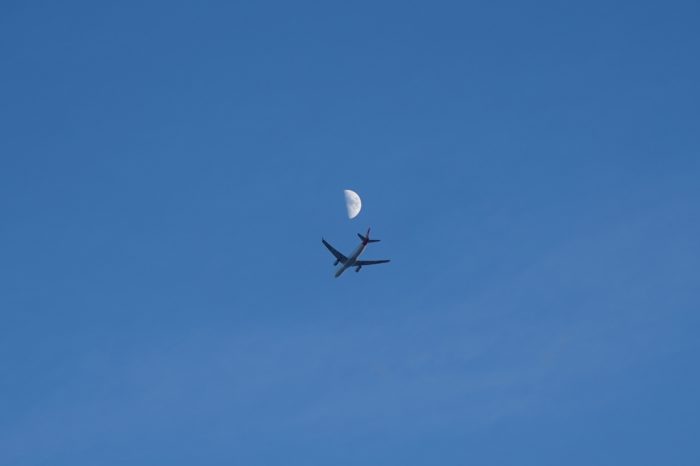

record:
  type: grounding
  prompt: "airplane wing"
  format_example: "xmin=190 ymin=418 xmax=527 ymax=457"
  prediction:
xmin=322 ymin=239 xmax=348 ymax=264
xmin=354 ymin=259 xmax=390 ymax=266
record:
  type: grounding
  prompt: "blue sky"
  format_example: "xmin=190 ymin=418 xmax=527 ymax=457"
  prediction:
xmin=1 ymin=1 xmax=699 ymax=464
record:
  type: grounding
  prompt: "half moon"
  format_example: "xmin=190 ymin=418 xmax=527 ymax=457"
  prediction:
xmin=344 ymin=189 xmax=362 ymax=219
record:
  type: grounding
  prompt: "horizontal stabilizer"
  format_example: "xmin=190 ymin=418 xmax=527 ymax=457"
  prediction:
xmin=358 ymin=233 xmax=380 ymax=243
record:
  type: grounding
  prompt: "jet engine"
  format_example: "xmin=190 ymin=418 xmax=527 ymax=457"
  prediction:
xmin=355 ymin=265 xmax=362 ymax=272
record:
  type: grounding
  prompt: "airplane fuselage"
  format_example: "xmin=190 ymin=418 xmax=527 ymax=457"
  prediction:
xmin=334 ymin=242 xmax=368 ymax=278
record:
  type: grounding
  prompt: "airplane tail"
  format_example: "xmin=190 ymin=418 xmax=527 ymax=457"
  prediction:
xmin=358 ymin=228 xmax=380 ymax=244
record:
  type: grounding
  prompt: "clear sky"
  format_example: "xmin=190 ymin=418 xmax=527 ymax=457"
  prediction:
xmin=1 ymin=1 xmax=699 ymax=465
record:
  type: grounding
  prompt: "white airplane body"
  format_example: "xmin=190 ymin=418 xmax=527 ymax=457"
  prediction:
xmin=322 ymin=228 xmax=390 ymax=278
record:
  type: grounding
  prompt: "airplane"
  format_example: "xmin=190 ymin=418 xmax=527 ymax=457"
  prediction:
xmin=322 ymin=228 xmax=390 ymax=278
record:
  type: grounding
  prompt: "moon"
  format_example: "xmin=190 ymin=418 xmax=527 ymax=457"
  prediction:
xmin=344 ymin=189 xmax=362 ymax=219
